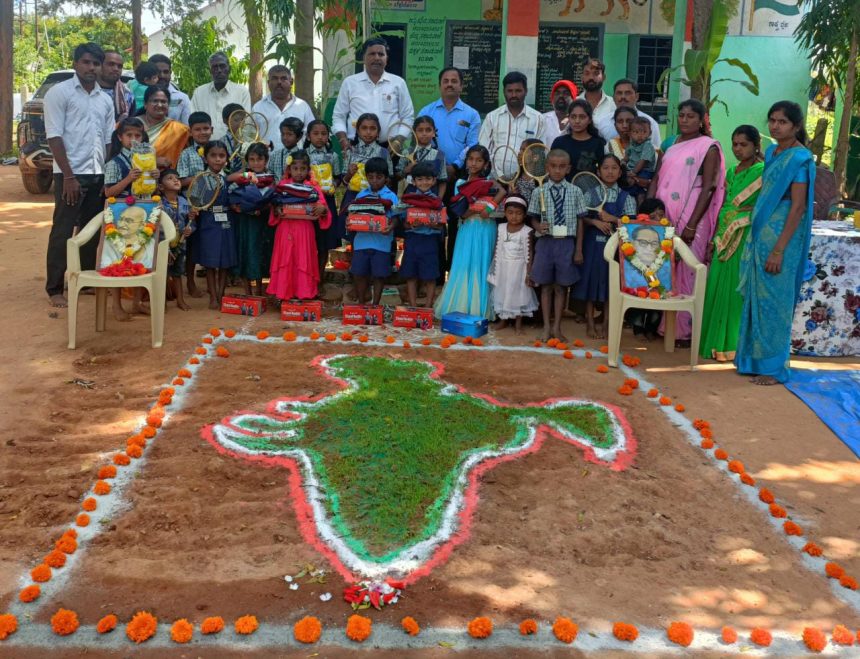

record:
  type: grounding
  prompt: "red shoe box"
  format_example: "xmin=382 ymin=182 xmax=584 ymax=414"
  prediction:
xmin=346 ymin=213 xmax=391 ymax=233
xmin=275 ymin=204 xmax=316 ymax=220
xmin=393 ymin=306 xmax=434 ymax=329
xmin=468 ymin=196 xmax=498 ymax=215
xmin=406 ymin=207 xmax=447 ymax=227
xmin=221 ymin=294 xmax=267 ymax=316
xmin=342 ymin=304 xmax=384 ymax=325
xmin=280 ymin=299 xmax=322 ymax=322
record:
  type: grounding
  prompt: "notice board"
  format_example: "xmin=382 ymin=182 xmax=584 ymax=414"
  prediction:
xmin=446 ymin=21 xmax=503 ymax=115
xmin=535 ymin=23 xmax=603 ymax=112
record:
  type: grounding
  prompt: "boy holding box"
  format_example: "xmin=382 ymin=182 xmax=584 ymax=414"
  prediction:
xmin=527 ymin=148 xmax=587 ymax=343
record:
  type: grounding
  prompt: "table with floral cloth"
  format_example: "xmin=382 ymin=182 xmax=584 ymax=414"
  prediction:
xmin=791 ymin=220 xmax=860 ymax=357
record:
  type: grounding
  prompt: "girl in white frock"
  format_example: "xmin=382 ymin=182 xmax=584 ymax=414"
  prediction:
xmin=488 ymin=196 xmax=539 ymax=333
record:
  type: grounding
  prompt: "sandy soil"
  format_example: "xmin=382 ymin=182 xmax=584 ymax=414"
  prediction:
xmin=0 ymin=167 xmax=857 ymax=653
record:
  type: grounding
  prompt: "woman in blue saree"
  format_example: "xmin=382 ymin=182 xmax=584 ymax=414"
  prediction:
xmin=735 ymin=101 xmax=816 ymax=385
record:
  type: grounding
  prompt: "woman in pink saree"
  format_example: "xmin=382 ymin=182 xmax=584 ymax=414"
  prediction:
xmin=648 ymin=99 xmax=725 ymax=343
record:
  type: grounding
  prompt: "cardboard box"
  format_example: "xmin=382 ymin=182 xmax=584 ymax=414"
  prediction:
xmin=342 ymin=304 xmax=384 ymax=326
xmin=393 ymin=306 xmax=434 ymax=329
xmin=347 ymin=213 xmax=391 ymax=233
xmin=406 ymin=207 xmax=447 ymax=227
xmin=275 ymin=204 xmax=316 ymax=220
xmin=280 ymin=299 xmax=322 ymax=322
xmin=441 ymin=311 xmax=488 ymax=338
xmin=468 ymin=197 xmax=498 ymax=215
xmin=221 ymin=294 xmax=267 ymax=316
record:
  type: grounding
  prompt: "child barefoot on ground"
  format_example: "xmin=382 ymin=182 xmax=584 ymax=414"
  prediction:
xmin=159 ymin=169 xmax=193 ymax=310
xmin=489 ymin=196 xmax=538 ymax=334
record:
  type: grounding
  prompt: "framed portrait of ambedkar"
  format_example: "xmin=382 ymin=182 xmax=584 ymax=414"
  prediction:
xmin=97 ymin=199 xmax=162 ymax=273
xmin=618 ymin=218 xmax=675 ymax=299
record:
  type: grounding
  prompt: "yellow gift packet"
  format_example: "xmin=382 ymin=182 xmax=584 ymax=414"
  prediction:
xmin=311 ymin=163 xmax=334 ymax=194
xmin=130 ymin=143 xmax=157 ymax=197
xmin=348 ymin=162 xmax=367 ymax=193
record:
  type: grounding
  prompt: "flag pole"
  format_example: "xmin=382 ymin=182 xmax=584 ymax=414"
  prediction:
xmin=748 ymin=0 xmax=756 ymax=32
xmin=666 ymin=0 xmax=688 ymax=136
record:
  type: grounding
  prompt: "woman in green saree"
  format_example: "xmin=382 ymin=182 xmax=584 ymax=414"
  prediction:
xmin=700 ymin=125 xmax=765 ymax=360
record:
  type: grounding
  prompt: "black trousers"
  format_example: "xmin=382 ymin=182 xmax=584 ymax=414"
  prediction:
xmin=45 ymin=174 xmax=104 ymax=296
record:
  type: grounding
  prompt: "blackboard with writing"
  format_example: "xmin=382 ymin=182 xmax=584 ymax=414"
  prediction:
xmin=446 ymin=21 xmax=502 ymax=115
xmin=535 ymin=23 xmax=603 ymax=113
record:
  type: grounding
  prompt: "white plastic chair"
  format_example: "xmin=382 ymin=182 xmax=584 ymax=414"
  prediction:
xmin=66 ymin=208 xmax=176 ymax=349
xmin=602 ymin=232 xmax=706 ymax=370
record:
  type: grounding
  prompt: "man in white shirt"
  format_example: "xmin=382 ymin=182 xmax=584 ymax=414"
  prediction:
xmin=332 ymin=38 xmax=414 ymax=149
xmin=479 ymin=71 xmax=545 ymax=174
xmin=43 ymin=42 xmax=115 ymax=308
xmin=191 ymin=52 xmax=251 ymax=138
xmin=577 ymin=58 xmax=617 ymax=141
xmin=149 ymin=54 xmax=192 ymax=125
xmin=252 ymin=65 xmax=316 ymax=148
xmin=604 ymin=78 xmax=662 ymax=150
xmin=542 ymin=79 xmax=578 ymax=146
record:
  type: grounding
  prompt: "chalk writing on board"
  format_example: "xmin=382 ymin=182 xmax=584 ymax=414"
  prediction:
xmin=535 ymin=24 xmax=602 ymax=112
xmin=447 ymin=22 xmax=503 ymax=115
xmin=406 ymin=17 xmax=447 ymax=107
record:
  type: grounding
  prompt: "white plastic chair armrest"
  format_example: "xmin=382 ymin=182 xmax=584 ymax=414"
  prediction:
xmin=672 ymin=235 xmax=704 ymax=270
xmin=602 ymin=231 xmax=620 ymax=263
xmin=157 ymin=209 xmax=177 ymax=244
xmin=67 ymin=213 xmax=103 ymax=275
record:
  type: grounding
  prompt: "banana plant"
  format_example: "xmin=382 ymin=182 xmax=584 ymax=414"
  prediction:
xmin=658 ymin=0 xmax=759 ymax=114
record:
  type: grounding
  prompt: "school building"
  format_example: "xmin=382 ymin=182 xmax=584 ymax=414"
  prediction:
xmin=327 ymin=0 xmax=811 ymax=152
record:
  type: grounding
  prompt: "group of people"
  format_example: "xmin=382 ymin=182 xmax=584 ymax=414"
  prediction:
xmin=44 ymin=39 xmax=816 ymax=387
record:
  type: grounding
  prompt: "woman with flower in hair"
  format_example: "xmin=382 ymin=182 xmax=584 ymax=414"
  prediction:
xmin=647 ymin=99 xmax=725 ymax=346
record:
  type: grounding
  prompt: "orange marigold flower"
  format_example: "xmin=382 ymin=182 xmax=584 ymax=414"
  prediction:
xmin=599 ymin=345 xmax=608 ymax=353
xmin=758 ymin=488 xmax=775 ymax=504
xmin=234 ymin=615 xmax=258 ymax=635
xmin=468 ymin=617 xmax=493 ymax=639
xmin=216 ymin=346 xmax=230 ymax=358
xmin=170 ymin=619 xmax=193 ymax=644
xmin=700 ymin=427 xmax=714 ymax=439
xmin=310 ymin=331 xmax=320 ymax=340
xmin=18 ymin=585 xmax=40 ymax=603
xmin=178 ymin=367 xmax=193 ymax=377
xmin=667 ymin=621 xmax=694 ymax=647
xmin=596 ymin=365 xmax=609 ymax=374
xmin=256 ymin=330 xmax=270 ymax=340
xmin=700 ymin=439 xmax=715 ymax=449
xmin=802 ymin=542 xmax=823 ymax=557
xmin=473 ymin=338 xmax=484 ymax=346
xmin=126 ymin=611 xmax=158 ymax=643
xmin=358 ymin=335 xmax=369 ymax=343
xmin=93 ymin=480 xmax=111 ymax=495
xmin=618 ymin=385 xmax=634 ymax=395
xmin=750 ymin=628 xmax=772 ymax=647
xmin=403 ymin=341 xmax=411 ymax=348
xmin=519 ymin=619 xmax=537 ymax=636
xmin=145 ymin=415 xmax=162 ymax=428
xmin=97 ymin=465 xmax=117 ymax=479
xmin=76 ymin=513 xmax=90 ymax=527
xmin=127 ymin=435 xmax=146 ymax=449
xmin=555 ymin=342 xmax=568 ymax=350
xmin=63 ymin=528 xmax=76 ymax=539
xmin=82 ymin=496 xmax=98 ymax=511
xmin=126 ymin=444 xmax=143 ymax=459
xmin=547 ymin=338 xmax=559 ymax=347
xmin=417 ymin=338 xmax=429 ymax=345
xmin=441 ymin=341 xmax=451 ymax=349
xmin=346 ymin=614 xmax=372 ymax=642
xmin=96 ymin=614 xmax=117 ymax=634
xmin=613 ymin=622 xmax=638 ymax=642
xmin=195 ymin=347 xmax=207 ymax=355
xmin=172 ymin=377 xmax=185 ymax=385
xmin=585 ymin=351 xmax=593 ymax=359
xmin=552 ymin=617 xmax=577 ymax=644
xmin=113 ymin=454 xmax=130 ymax=466
xmin=840 ymin=575 xmax=858 ymax=590
xmin=202 ymin=336 xmax=213 ymax=344
xmin=325 ymin=333 xmax=338 ymax=342
xmin=44 ymin=550 xmax=66 ymax=568
xmin=51 ymin=608 xmax=79 ymax=636
xmin=294 ymin=616 xmax=322 ymax=643
xmin=647 ymin=388 xmax=658 ymax=398
xmin=721 ymin=626 xmax=738 ymax=644
xmin=675 ymin=403 xmax=686 ymax=412
xmin=54 ymin=535 xmax=78 ymax=554
xmin=401 ymin=616 xmax=420 ymax=636
xmin=385 ymin=335 xmax=396 ymax=344
xmin=769 ymin=503 xmax=787 ymax=518
xmin=832 ymin=624 xmax=854 ymax=646
xmin=784 ymin=520 xmax=803 ymax=536
xmin=728 ymin=460 xmax=744 ymax=474
xmin=283 ymin=331 xmax=297 ymax=341
xmin=463 ymin=336 xmax=473 ymax=345
xmin=0 ymin=614 xmax=18 ymax=640
xmin=563 ymin=350 xmax=574 ymax=359
xmin=142 ymin=425 xmax=157 ymax=438
xmin=624 ymin=378 xmax=639 ymax=388
xmin=209 ymin=328 xmax=221 ymax=337
xmin=802 ymin=627 xmax=827 ymax=652
xmin=740 ymin=473 xmax=756 ymax=486
xmin=622 ymin=354 xmax=641 ymax=367
xmin=225 ymin=329 xmax=236 ymax=338
xmin=714 ymin=448 xmax=729 ymax=460
xmin=533 ymin=341 xmax=542 ymax=347
xmin=200 ymin=616 xmax=225 ymax=634
xmin=659 ymin=396 xmax=672 ymax=406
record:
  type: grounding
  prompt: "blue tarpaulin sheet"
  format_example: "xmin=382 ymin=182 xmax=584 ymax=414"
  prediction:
xmin=785 ymin=369 xmax=860 ymax=459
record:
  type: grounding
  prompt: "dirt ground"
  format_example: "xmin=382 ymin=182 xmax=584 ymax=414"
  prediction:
xmin=0 ymin=167 xmax=858 ymax=653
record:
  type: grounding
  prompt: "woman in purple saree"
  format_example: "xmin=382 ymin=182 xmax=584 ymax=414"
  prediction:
xmin=648 ymin=99 xmax=726 ymax=344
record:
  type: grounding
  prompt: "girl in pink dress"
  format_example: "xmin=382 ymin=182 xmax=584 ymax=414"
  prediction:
xmin=648 ymin=99 xmax=726 ymax=343
xmin=267 ymin=150 xmax=332 ymax=301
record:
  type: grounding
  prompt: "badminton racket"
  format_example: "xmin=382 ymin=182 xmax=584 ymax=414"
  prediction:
xmin=387 ymin=121 xmax=419 ymax=164
xmin=228 ymin=110 xmax=268 ymax=163
xmin=571 ymin=171 xmax=608 ymax=214
xmin=186 ymin=171 xmax=223 ymax=211
xmin=522 ymin=142 xmax=549 ymax=214
xmin=492 ymin=145 xmax=520 ymax=187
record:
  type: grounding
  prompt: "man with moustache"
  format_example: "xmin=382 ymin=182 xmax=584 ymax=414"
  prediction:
xmin=190 ymin=52 xmax=251 ymax=138
xmin=97 ymin=49 xmax=135 ymax=121
xmin=605 ymin=78 xmax=662 ymax=149
xmin=252 ymin=65 xmax=316 ymax=148
xmin=542 ymin=79 xmax=578 ymax=145
xmin=577 ymin=58 xmax=616 ymax=141
xmin=148 ymin=54 xmax=192 ymax=125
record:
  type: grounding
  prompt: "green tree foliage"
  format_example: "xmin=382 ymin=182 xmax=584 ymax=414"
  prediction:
xmin=162 ymin=11 xmax=248 ymax=92
xmin=13 ymin=14 xmax=136 ymax=92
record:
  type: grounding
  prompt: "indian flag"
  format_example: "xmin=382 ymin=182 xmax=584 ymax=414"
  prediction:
xmin=752 ymin=0 xmax=800 ymax=16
